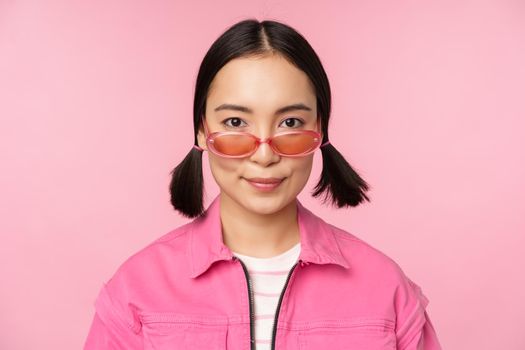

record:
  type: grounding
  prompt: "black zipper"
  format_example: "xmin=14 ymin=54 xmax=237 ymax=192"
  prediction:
xmin=235 ymin=256 xmax=301 ymax=350
xmin=235 ymin=256 xmax=256 ymax=350
xmin=271 ymin=260 xmax=299 ymax=350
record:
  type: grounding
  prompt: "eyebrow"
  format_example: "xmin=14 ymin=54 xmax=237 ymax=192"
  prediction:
xmin=213 ymin=103 xmax=312 ymax=115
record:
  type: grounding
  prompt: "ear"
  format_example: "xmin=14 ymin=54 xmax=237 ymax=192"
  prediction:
xmin=316 ymin=118 xmax=324 ymax=140
xmin=196 ymin=118 xmax=208 ymax=150
xmin=197 ymin=130 xmax=206 ymax=150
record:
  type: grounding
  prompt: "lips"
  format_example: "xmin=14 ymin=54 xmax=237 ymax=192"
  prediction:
xmin=245 ymin=177 xmax=284 ymax=184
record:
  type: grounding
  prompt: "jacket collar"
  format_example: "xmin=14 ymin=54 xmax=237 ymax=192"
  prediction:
xmin=188 ymin=194 xmax=351 ymax=278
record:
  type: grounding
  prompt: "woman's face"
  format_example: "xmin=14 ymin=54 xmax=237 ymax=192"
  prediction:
xmin=197 ymin=53 xmax=322 ymax=215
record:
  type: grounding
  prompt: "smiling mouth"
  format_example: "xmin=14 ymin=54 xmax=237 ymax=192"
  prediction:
xmin=242 ymin=177 xmax=286 ymax=191
xmin=244 ymin=177 xmax=285 ymax=184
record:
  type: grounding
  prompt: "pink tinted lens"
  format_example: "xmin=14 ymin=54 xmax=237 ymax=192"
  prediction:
xmin=211 ymin=132 xmax=319 ymax=156
xmin=272 ymin=132 xmax=319 ymax=155
xmin=211 ymin=134 xmax=256 ymax=156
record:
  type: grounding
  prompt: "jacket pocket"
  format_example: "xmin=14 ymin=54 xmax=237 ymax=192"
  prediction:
xmin=297 ymin=317 xmax=396 ymax=350
xmin=139 ymin=312 xmax=228 ymax=350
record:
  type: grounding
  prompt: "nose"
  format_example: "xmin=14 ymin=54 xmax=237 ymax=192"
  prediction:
xmin=249 ymin=138 xmax=280 ymax=165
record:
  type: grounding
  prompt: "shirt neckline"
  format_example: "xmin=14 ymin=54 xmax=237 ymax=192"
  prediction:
xmin=232 ymin=241 xmax=301 ymax=262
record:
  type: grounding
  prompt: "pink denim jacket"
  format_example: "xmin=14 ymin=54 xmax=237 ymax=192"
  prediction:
xmin=84 ymin=194 xmax=442 ymax=349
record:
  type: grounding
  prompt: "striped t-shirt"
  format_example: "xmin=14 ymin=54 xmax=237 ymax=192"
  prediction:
xmin=232 ymin=242 xmax=301 ymax=350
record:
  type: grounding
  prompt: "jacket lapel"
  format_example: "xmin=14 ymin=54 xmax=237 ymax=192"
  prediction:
xmin=188 ymin=194 xmax=350 ymax=278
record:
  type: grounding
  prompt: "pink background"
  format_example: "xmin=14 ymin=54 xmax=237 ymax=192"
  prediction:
xmin=1 ymin=0 xmax=524 ymax=349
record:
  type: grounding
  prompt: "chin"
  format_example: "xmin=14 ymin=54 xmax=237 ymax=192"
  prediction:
xmin=245 ymin=195 xmax=293 ymax=214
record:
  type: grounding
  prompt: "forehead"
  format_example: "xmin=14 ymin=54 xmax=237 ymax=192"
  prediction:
xmin=206 ymin=54 xmax=316 ymax=113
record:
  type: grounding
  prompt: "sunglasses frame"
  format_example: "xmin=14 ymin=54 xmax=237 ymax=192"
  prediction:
xmin=200 ymin=117 xmax=323 ymax=158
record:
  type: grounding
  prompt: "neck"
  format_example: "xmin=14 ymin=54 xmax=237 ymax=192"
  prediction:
xmin=219 ymin=192 xmax=300 ymax=258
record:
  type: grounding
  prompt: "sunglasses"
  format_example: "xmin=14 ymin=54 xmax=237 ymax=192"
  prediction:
xmin=196 ymin=117 xmax=326 ymax=158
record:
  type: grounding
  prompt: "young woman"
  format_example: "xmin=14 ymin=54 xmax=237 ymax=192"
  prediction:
xmin=84 ymin=19 xmax=442 ymax=350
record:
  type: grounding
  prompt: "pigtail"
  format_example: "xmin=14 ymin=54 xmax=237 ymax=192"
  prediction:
xmin=312 ymin=142 xmax=371 ymax=208
xmin=169 ymin=146 xmax=206 ymax=218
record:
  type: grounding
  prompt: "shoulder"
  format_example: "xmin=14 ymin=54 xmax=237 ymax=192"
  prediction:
xmin=91 ymin=221 xmax=196 ymax=333
xmin=328 ymin=221 xmax=408 ymax=281
xmin=104 ymin=220 xmax=195 ymax=292
xmin=325 ymin=220 xmax=429 ymax=310
xmin=326 ymin=221 xmax=433 ymax=345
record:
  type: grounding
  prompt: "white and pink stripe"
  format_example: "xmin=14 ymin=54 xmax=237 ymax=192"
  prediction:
xmin=232 ymin=242 xmax=301 ymax=350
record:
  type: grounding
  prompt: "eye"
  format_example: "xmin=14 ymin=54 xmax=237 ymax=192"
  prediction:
xmin=279 ymin=117 xmax=304 ymax=128
xmin=221 ymin=117 xmax=304 ymax=129
xmin=222 ymin=117 xmax=247 ymax=128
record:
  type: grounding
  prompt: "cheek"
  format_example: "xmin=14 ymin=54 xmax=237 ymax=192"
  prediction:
xmin=296 ymin=156 xmax=314 ymax=171
xmin=289 ymin=157 xmax=314 ymax=182
xmin=208 ymin=156 xmax=242 ymax=185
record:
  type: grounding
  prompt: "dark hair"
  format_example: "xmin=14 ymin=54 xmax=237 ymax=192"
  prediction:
xmin=169 ymin=18 xmax=371 ymax=218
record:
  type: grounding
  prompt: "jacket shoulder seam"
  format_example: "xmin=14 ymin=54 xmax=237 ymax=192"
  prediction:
xmin=330 ymin=226 xmax=402 ymax=271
